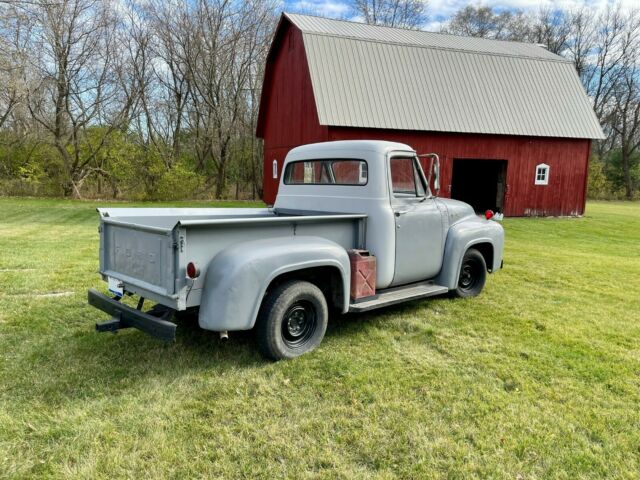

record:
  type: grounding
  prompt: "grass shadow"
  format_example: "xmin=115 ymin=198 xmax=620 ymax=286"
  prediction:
xmin=4 ymin=308 xmax=269 ymax=406
xmin=326 ymin=295 xmax=450 ymax=335
xmin=6 ymin=292 xmax=455 ymax=406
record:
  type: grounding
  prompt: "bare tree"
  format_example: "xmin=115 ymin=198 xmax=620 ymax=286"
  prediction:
xmin=564 ymin=8 xmax=597 ymax=80
xmin=609 ymin=67 xmax=640 ymax=198
xmin=530 ymin=8 xmax=571 ymax=54
xmin=603 ymin=9 xmax=640 ymax=199
xmin=25 ymin=0 xmax=138 ymax=197
xmin=246 ymin=45 xmax=268 ymax=199
xmin=143 ymin=0 xmax=193 ymax=167
xmin=185 ymin=0 xmax=274 ymax=198
xmin=0 ymin=0 xmax=277 ymax=199
xmin=0 ymin=3 xmax=30 ymax=131
xmin=443 ymin=6 xmax=531 ymax=41
xmin=352 ymin=0 xmax=427 ymax=30
xmin=577 ymin=6 xmax=639 ymax=164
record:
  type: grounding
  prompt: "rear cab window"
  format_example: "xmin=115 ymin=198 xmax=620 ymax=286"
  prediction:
xmin=284 ymin=159 xmax=368 ymax=185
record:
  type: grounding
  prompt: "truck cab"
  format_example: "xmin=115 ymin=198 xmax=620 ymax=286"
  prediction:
xmin=89 ymin=140 xmax=504 ymax=360
xmin=275 ymin=140 xmax=503 ymax=290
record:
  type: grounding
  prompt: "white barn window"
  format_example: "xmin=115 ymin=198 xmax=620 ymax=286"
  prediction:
xmin=535 ymin=163 xmax=550 ymax=185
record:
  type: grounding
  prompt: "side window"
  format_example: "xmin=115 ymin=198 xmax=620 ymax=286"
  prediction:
xmin=535 ymin=163 xmax=550 ymax=185
xmin=390 ymin=157 xmax=425 ymax=197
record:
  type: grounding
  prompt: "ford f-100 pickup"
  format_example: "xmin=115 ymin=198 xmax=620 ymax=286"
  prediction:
xmin=88 ymin=140 xmax=504 ymax=359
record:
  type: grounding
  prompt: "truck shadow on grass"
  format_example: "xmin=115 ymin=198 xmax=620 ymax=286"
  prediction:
xmin=7 ymin=298 xmax=442 ymax=406
xmin=5 ymin=311 xmax=260 ymax=405
xmin=83 ymin=294 xmax=437 ymax=367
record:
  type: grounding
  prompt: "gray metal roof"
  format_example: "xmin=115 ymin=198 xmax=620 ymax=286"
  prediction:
xmin=285 ymin=13 xmax=605 ymax=139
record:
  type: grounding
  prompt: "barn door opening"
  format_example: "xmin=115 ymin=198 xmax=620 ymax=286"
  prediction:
xmin=451 ymin=159 xmax=507 ymax=213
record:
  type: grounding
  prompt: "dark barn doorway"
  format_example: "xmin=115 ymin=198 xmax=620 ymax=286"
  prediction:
xmin=451 ymin=159 xmax=507 ymax=213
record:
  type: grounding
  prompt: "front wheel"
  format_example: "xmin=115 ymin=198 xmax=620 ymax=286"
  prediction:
xmin=451 ymin=248 xmax=487 ymax=298
xmin=255 ymin=280 xmax=328 ymax=360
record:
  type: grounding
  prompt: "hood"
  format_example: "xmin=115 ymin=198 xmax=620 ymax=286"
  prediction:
xmin=436 ymin=198 xmax=476 ymax=225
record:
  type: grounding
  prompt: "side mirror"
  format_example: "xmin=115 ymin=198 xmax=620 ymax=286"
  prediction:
xmin=433 ymin=156 xmax=440 ymax=195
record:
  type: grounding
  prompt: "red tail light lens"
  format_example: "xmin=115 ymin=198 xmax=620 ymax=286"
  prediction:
xmin=485 ymin=210 xmax=494 ymax=220
xmin=186 ymin=262 xmax=200 ymax=279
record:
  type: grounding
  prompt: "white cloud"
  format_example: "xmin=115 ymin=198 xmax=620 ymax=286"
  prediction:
xmin=286 ymin=0 xmax=640 ymax=31
xmin=428 ymin=0 xmax=638 ymax=20
xmin=289 ymin=0 xmax=351 ymax=17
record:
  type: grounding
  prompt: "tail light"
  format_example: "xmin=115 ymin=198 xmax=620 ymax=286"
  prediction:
xmin=485 ymin=210 xmax=494 ymax=220
xmin=186 ymin=262 xmax=200 ymax=279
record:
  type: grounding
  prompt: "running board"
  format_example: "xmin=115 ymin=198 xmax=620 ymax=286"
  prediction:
xmin=349 ymin=282 xmax=448 ymax=313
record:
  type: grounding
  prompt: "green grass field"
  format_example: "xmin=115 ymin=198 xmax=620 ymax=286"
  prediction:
xmin=1 ymin=198 xmax=639 ymax=478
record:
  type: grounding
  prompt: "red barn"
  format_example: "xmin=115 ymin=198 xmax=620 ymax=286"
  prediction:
xmin=256 ymin=13 xmax=604 ymax=216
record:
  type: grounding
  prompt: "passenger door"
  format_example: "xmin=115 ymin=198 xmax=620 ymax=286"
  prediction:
xmin=390 ymin=156 xmax=444 ymax=286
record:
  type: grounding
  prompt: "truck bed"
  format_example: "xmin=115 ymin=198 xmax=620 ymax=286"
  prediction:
xmin=98 ymin=207 xmax=367 ymax=310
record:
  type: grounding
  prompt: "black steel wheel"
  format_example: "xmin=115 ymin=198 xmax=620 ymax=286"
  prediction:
xmin=451 ymin=248 xmax=487 ymax=298
xmin=255 ymin=280 xmax=328 ymax=360
xmin=281 ymin=301 xmax=317 ymax=348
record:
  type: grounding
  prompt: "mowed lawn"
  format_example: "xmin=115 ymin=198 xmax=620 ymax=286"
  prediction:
xmin=0 ymin=198 xmax=639 ymax=479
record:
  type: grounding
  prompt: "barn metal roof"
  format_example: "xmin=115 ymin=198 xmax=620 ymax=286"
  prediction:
xmin=284 ymin=13 xmax=605 ymax=140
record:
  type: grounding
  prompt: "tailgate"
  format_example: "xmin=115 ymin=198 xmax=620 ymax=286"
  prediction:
xmin=100 ymin=219 xmax=177 ymax=297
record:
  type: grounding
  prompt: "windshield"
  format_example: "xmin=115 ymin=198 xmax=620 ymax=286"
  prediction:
xmin=390 ymin=156 xmax=430 ymax=198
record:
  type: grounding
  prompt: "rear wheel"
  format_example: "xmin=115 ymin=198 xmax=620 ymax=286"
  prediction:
xmin=451 ymin=248 xmax=487 ymax=298
xmin=256 ymin=280 xmax=328 ymax=360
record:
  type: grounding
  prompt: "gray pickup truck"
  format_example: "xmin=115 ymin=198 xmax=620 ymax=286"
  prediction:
xmin=89 ymin=140 xmax=504 ymax=359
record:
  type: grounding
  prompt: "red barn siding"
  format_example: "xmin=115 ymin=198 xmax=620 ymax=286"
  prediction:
xmin=259 ymin=23 xmax=328 ymax=203
xmin=328 ymin=127 xmax=591 ymax=217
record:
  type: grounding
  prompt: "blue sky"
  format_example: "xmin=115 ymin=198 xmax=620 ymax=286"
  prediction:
xmin=282 ymin=0 xmax=635 ymax=30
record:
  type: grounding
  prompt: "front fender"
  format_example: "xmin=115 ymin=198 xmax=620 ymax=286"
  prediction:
xmin=198 ymin=236 xmax=350 ymax=332
xmin=435 ymin=217 xmax=504 ymax=290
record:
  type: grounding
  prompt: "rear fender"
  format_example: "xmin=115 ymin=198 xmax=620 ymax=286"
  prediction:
xmin=435 ymin=217 xmax=504 ymax=290
xmin=198 ymin=236 xmax=350 ymax=332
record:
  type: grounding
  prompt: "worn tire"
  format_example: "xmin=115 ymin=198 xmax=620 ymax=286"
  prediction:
xmin=255 ymin=280 xmax=328 ymax=360
xmin=451 ymin=248 xmax=487 ymax=298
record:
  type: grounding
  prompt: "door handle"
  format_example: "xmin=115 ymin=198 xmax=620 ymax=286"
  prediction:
xmin=395 ymin=210 xmax=409 ymax=217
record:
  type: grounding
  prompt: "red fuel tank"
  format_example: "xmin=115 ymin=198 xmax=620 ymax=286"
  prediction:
xmin=348 ymin=250 xmax=376 ymax=300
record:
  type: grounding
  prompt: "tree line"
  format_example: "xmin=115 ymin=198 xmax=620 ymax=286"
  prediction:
xmin=0 ymin=1 xmax=638 ymax=200
xmin=0 ymin=0 xmax=275 ymax=200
